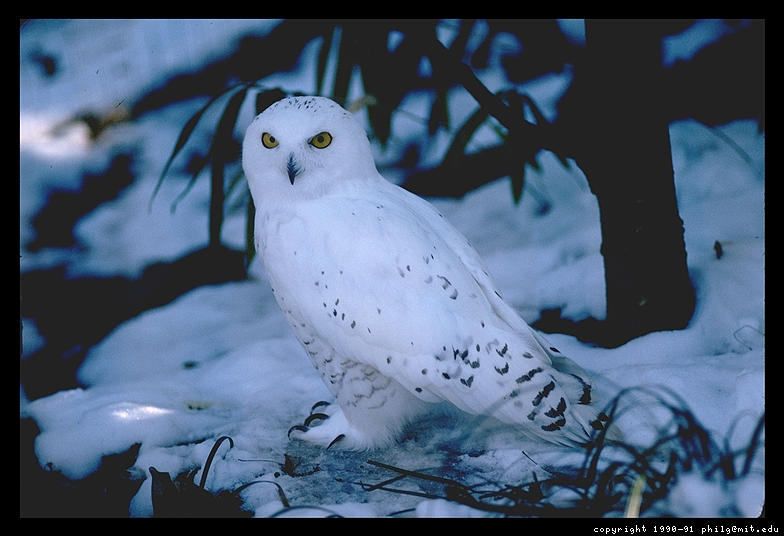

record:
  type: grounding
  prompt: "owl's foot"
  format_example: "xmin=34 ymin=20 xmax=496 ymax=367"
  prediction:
xmin=288 ymin=401 xmax=328 ymax=436
xmin=287 ymin=402 xmax=374 ymax=450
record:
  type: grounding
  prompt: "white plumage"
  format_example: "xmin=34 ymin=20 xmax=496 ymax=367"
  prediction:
xmin=243 ymin=96 xmax=609 ymax=449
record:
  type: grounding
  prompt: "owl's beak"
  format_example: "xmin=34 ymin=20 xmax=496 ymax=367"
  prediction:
xmin=287 ymin=153 xmax=300 ymax=185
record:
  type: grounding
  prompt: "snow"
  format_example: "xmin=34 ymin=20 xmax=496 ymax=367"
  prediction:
xmin=20 ymin=20 xmax=764 ymax=518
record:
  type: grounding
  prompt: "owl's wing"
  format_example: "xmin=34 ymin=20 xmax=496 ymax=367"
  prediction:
xmin=272 ymin=178 xmax=602 ymax=444
xmin=385 ymin=181 xmax=592 ymax=368
xmin=382 ymin=182 xmax=603 ymax=439
xmin=385 ymin=182 xmax=551 ymax=346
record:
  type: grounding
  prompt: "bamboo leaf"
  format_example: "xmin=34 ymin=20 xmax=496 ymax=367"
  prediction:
xmin=169 ymin=155 xmax=209 ymax=214
xmin=208 ymin=84 xmax=251 ymax=248
xmin=428 ymin=88 xmax=450 ymax=135
xmin=442 ymin=105 xmax=490 ymax=165
xmin=448 ymin=19 xmax=477 ymax=62
xmin=552 ymin=148 xmax=572 ymax=170
xmin=510 ymin=169 xmax=525 ymax=204
xmin=500 ymin=88 xmax=524 ymax=116
xmin=332 ymin=25 xmax=354 ymax=107
xmin=225 ymin=167 xmax=248 ymax=203
xmin=149 ymin=85 xmax=239 ymax=211
xmin=519 ymin=93 xmax=549 ymax=126
xmin=352 ymin=27 xmax=393 ymax=145
xmin=316 ymin=28 xmax=336 ymax=96
xmin=470 ymin=31 xmax=493 ymax=69
xmin=427 ymin=23 xmax=453 ymax=135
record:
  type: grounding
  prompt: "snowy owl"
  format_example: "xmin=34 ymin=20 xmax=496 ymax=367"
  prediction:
xmin=243 ymin=96 xmax=610 ymax=450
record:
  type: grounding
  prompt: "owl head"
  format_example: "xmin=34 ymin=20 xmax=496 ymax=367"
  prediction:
xmin=243 ymin=96 xmax=379 ymax=205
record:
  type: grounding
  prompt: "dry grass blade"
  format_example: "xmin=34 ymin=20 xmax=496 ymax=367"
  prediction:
xmin=355 ymin=386 xmax=763 ymax=517
xmin=199 ymin=435 xmax=234 ymax=489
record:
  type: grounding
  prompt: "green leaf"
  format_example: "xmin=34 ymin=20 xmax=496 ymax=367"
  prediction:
xmin=427 ymin=23 xmax=453 ymax=135
xmin=442 ymin=105 xmax=490 ymax=166
xmin=332 ymin=26 xmax=355 ymax=107
xmin=149 ymin=85 xmax=240 ymax=211
xmin=528 ymin=156 xmax=541 ymax=171
xmin=519 ymin=93 xmax=548 ymax=126
xmin=552 ymin=149 xmax=572 ymax=170
xmin=208 ymin=84 xmax=251 ymax=248
xmin=224 ymin=167 xmax=248 ymax=207
xmin=316 ymin=28 xmax=336 ymax=95
xmin=169 ymin=154 xmax=209 ymax=214
xmin=448 ymin=19 xmax=476 ymax=61
xmin=352 ymin=26 xmax=394 ymax=145
xmin=428 ymin=86 xmax=450 ymax=136
xmin=510 ymin=170 xmax=525 ymax=204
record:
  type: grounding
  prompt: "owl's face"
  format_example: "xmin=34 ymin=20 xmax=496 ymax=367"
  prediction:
xmin=243 ymin=96 xmax=378 ymax=205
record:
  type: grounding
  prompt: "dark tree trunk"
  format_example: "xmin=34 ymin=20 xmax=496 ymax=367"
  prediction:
xmin=562 ymin=20 xmax=695 ymax=347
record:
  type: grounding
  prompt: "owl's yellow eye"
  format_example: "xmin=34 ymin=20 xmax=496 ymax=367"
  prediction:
xmin=309 ymin=131 xmax=332 ymax=149
xmin=261 ymin=132 xmax=279 ymax=149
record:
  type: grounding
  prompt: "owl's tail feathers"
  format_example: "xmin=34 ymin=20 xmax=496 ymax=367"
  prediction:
xmin=570 ymin=403 xmax=625 ymax=446
xmin=545 ymin=353 xmax=625 ymax=445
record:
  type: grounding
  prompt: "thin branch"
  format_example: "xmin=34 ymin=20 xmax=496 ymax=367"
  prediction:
xmin=366 ymin=459 xmax=470 ymax=489
xmin=424 ymin=37 xmax=560 ymax=153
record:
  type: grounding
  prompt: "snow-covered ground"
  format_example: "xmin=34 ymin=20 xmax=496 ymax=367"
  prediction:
xmin=20 ymin=20 xmax=764 ymax=517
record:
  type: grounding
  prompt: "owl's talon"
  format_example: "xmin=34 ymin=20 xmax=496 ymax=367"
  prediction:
xmin=327 ymin=434 xmax=346 ymax=449
xmin=310 ymin=401 xmax=331 ymax=414
xmin=288 ymin=424 xmax=309 ymax=438
xmin=304 ymin=412 xmax=329 ymax=427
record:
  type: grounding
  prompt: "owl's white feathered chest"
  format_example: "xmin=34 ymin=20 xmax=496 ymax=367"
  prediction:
xmin=253 ymin=179 xmax=603 ymax=445
xmin=254 ymin=183 xmax=493 ymax=393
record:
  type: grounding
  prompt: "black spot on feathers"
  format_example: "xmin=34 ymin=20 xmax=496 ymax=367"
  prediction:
xmin=544 ymin=397 xmax=567 ymax=418
xmin=532 ymin=381 xmax=555 ymax=406
xmin=541 ymin=417 xmax=566 ymax=432
xmin=437 ymin=275 xmax=451 ymax=289
xmin=494 ymin=362 xmax=509 ymax=375
xmin=516 ymin=367 xmax=543 ymax=384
